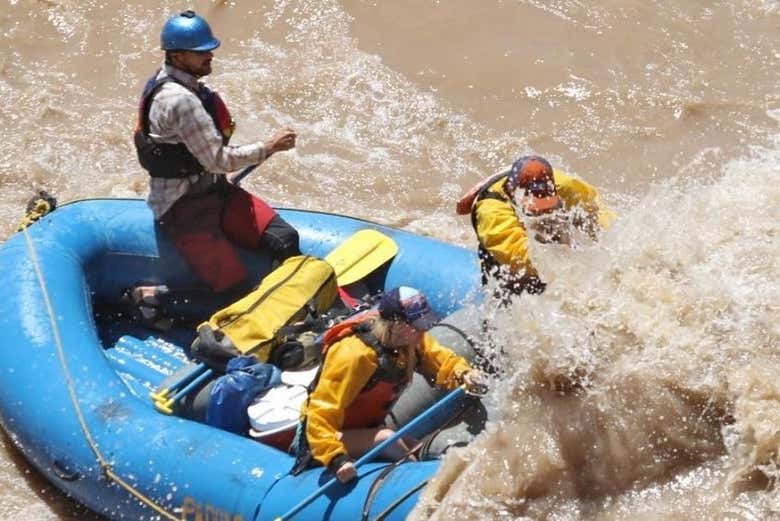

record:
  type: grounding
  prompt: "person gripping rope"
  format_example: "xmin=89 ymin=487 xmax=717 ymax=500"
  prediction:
xmin=457 ymin=155 xmax=614 ymax=301
xmin=134 ymin=10 xmax=301 ymax=299
xmin=291 ymin=286 xmax=488 ymax=483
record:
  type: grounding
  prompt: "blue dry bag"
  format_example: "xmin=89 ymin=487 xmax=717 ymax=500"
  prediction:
xmin=206 ymin=355 xmax=282 ymax=434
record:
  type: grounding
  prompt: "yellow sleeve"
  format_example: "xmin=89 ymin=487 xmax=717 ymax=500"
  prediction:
xmin=473 ymin=197 xmax=538 ymax=277
xmin=303 ymin=336 xmax=378 ymax=468
xmin=416 ymin=332 xmax=472 ymax=390
xmin=554 ymin=170 xmax=616 ymax=229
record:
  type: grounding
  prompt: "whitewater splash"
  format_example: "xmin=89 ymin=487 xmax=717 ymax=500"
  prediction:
xmin=1 ymin=1 xmax=779 ymax=519
xmin=412 ymin=147 xmax=780 ymax=520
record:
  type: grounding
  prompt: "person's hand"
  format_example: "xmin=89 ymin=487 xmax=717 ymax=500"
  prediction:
xmin=335 ymin=461 xmax=357 ymax=483
xmin=462 ymin=370 xmax=489 ymax=396
xmin=264 ymin=128 xmax=296 ymax=155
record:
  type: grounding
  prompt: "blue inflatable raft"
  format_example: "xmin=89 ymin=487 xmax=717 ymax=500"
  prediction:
xmin=0 ymin=199 xmax=481 ymax=521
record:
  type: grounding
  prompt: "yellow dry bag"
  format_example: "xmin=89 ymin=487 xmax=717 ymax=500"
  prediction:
xmin=192 ymin=255 xmax=338 ymax=370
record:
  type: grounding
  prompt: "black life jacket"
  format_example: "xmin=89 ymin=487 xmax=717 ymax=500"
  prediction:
xmin=133 ymin=70 xmax=235 ymax=179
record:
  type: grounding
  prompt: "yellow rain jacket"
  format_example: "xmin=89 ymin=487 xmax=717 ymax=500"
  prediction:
xmin=300 ymin=325 xmax=470 ymax=470
xmin=472 ymin=170 xmax=614 ymax=281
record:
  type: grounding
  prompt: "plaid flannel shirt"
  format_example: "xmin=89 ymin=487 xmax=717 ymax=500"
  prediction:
xmin=145 ymin=64 xmax=268 ymax=218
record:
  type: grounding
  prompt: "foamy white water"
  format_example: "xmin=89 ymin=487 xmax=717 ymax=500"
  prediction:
xmin=413 ymin=144 xmax=780 ymax=519
xmin=1 ymin=0 xmax=778 ymax=519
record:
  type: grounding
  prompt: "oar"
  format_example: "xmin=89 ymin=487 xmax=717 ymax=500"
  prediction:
xmin=325 ymin=229 xmax=398 ymax=287
xmin=229 ymin=163 xmax=259 ymax=187
xmin=274 ymin=386 xmax=466 ymax=521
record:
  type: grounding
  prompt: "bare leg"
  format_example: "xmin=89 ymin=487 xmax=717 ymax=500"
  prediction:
xmin=341 ymin=427 xmax=416 ymax=461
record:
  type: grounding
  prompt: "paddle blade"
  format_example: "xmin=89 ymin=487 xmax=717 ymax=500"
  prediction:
xmin=325 ymin=229 xmax=398 ymax=286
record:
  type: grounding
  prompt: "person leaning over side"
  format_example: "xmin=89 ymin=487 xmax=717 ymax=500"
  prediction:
xmin=133 ymin=10 xmax=301 ymax=302
xmin=457 ymin=154 xmax=615 ymax=301
xmin=291 ymin=286 xmax=488 ymax=483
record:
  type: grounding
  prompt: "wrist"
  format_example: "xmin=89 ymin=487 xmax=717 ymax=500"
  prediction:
xmin=328 ymin=454 xmax=353 ymax=473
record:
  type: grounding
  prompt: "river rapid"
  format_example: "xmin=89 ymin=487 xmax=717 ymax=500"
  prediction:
xmin=0 ymin=1 xmax=778 ymax=519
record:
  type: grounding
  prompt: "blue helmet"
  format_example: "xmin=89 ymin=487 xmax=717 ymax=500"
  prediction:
xmin=160 ymin=10 xmax=220 ymax=52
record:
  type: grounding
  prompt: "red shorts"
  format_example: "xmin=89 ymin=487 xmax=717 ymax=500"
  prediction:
xmin=158 ymin=183 xmax=277 ymax=292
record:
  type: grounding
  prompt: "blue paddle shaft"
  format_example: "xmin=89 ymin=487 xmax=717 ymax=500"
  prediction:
xmin=168 ymin=362 xmax=208 ymax=393
xmin=274 ymin=386 xmax=466 ymax=521
xmin=171 ymin=367 xmax=213 ymax=403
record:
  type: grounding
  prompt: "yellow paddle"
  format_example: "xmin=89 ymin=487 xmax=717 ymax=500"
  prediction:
xmin=325 ymin=229 xmax=398 ymax=286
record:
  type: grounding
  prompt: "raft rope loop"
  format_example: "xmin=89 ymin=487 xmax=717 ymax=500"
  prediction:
xmin=22 ymin=226 xmax=179 ymax=521
xmin=372 ymin=480 xmax=428 ymax=521
xmin=360 ymin=439 xmax=425 ymax=521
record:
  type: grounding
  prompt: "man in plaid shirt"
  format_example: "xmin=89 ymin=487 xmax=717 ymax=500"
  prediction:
xmin=134 ymin=10 xmax=300 ymax=303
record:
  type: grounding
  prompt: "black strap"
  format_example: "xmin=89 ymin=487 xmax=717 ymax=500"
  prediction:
xmin=139 ymin=74 xmax=180 ymax=134
xmin=353 ymin=326 xmax=408 ymax=386
xmin=469 ymin=171 xmax=511 ymax=233
xmin=431 ymin=321 xmax=501 ymax=375
xmin=469 ymin=172 xmax=512 ymax=281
